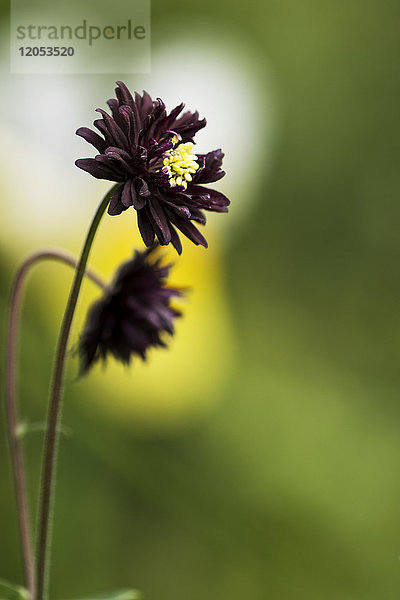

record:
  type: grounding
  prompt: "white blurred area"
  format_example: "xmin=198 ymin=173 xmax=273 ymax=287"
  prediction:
xmin=0 ymin=28 xmax=277 ymax=429
xmin=1 ymin=27 xmax=276 ymax=249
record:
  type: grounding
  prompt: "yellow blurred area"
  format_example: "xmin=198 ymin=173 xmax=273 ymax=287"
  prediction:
xmin=0 ymin=30 xmax=263 ymax=432
xmin=22 ymin=207 xmax=237 ymax=430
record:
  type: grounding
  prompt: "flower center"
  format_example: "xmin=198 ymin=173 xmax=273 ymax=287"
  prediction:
xmin=162 ymin=135 xmax=199 ymax=189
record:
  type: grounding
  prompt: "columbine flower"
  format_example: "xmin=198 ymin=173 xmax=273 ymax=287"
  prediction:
xmin=78 ymin=246 xmax=183 ymax=374
xmin=75 ymin=81 xmax=229 ymax=254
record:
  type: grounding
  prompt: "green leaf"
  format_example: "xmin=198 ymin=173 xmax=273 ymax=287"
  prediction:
xmin=16 ymin=421 xmax=73 ymax=439
xmin=60 ymin=590 xmax=142 ymax=600
xmin=0 ymin=578 xmax=29 ymax=600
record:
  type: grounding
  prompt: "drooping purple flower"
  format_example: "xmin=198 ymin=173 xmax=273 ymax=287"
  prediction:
xmin=78 ymin=246 xmax=183 ymax=374
xmin=75 ymin=82 xmax=229 ymax=254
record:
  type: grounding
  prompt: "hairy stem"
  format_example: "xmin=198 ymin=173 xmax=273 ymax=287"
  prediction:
xmin=35 ymin=186 xmax=117 ymax=600
xmin=5 ymin=248 xmax=106 ymax=600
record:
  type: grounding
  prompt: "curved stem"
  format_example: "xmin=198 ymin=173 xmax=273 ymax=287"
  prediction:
xmin=35 ymin=185 xmax=117 ymax=600
xmin=5 ymin=249 xmax=107 ymax=600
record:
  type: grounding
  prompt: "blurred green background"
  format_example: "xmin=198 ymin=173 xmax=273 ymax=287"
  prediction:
xmin=2 ymin=0 xmax=400 ymax=599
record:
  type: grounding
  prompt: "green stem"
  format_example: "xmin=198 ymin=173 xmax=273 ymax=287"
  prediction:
xmin=35 ymin=185 xmax=118 ymax=600
xmin=5 ymin=248 xmax=107 ymax=600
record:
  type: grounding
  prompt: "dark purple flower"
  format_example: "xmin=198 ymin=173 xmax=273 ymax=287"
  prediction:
xmin=75 ymin=82 xmax=229 ymax=254
xmin=78 ymin=246 xmax=183 ymax=374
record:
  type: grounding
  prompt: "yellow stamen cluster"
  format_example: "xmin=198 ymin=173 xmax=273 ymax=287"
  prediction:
xmin=163 ymin=136 xmax=199 ymax=189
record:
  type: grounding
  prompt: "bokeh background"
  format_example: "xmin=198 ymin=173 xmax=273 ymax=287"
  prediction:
xmin=1 ymin=1 xmax=400 ymax=599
